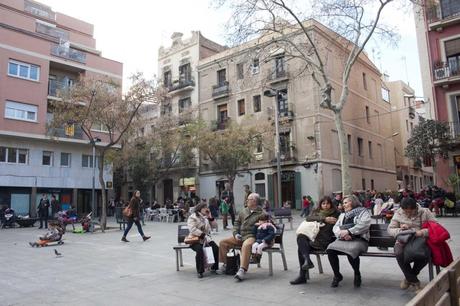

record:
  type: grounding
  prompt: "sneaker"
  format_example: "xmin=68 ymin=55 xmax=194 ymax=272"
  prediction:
xmin=121 ymin=237 xmax=129 ymax=242
xmin=142 ymin=236 xmax=151 ymax=241
xmin=215 ymin=264 xmax=226 ymax=275
xmin=234 ymin=268 xmax=245 ymax=281
xmin=400 ymin=279 xmax=410 ymax=290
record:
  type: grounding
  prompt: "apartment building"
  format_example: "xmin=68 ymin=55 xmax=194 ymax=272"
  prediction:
xmin=386 ymin=80 xmax=434 ymax=191
xmin=415 ymin=0 xmax=460 ymax=188
xmin=0 ymin=0 xmax=122 ymax=215
xmin=197 ymin=20 xmax=397 ymax=209
xmin=132 ymin=31 xmax=225 ymax=204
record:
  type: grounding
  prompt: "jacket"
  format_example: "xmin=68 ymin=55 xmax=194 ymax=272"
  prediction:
xmin=253 ymin=222 xmax=276 ymax=243
xmin=38 ymin=199 xmax=50 ymax=215
xmin=187 ymin=212 xmax=211 ymax=244
xmin=127 ymin=197 xmax=141 ymax=219
xmin=333 ymin=208 xmax=371 ymax=241
xmin=233 ymin=206 xmax=264 ymax=241
xmin=387 ymin=205 xmax=435 ymax=238
xmin=422 ymin=221 xmax=453 ymax=267
xmin=306 ymin=209 xmax=340 ymax=250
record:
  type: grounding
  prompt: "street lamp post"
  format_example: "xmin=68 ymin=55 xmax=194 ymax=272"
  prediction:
xmin=90 ymin=137 xmax=101 ymax=218
xmin=264 ymin=88 xmax=282 ymax=208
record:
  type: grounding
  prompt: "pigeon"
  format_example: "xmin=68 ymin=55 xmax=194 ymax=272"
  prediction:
xmin=54 ymin=249 xmax=62 ymax=257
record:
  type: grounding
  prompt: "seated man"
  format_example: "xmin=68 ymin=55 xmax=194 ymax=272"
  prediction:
xmin=218 ymin=192 xmax=264 ymax=281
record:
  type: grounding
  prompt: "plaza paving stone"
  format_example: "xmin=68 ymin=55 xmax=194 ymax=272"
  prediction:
xmin=0 ymin=212 xmax=458 ymax=306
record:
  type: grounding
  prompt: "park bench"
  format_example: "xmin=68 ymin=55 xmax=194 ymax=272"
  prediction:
xmin=407 ymin=257 xmax=460 ymax=306
xmin=307 ymin=223 xmax=440 ymax=281
xmin=115 ymin=207 xmax=128 ymax=230
xmin=173 ymin=223 xmax=288 ymax=276
xmin=273 ymin=208 xmax=293 ymax=230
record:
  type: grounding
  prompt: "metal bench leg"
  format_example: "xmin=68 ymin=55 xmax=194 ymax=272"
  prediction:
xmin=175 ymin=250 xmax=180 ymax=271
xmin=281 ymin=250 xmax=288 ymax=271
xmin=306 ymin=268 xmax=310 ymax=280
xmin=428 ymin=261 xmax=434 ymax=281
xmin=180 ymin=250 xmax=184 ymax=267
xmin=316 ymin=254 xmax=324 ymax=274
xmin=289 ymin=218 xmax=293 ymax=230
xmin=268 ymin=252 xmax=273 ymax=276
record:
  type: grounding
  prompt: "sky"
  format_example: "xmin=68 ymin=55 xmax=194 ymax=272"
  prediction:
xmin=38 ymin=0 xmax=424 ymax=96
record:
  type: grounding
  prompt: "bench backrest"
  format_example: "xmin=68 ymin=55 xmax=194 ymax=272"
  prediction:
xmin=273 ymin=223 xmax=285 ymax=245
xmin=177 ymin=225 xmax=190 ymax=244
xmin=368 ymin=223 xmax=396 ymax=248
xmin=273 ymin=208 xmax=292 ymax=217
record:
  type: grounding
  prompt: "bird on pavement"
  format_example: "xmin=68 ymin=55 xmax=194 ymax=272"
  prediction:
xmin=54 ymin=249 xmax=62 ymax=257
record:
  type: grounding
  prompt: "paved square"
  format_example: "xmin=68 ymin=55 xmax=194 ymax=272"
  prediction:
xmin=1 ymin=213 xmax=458 ymax=306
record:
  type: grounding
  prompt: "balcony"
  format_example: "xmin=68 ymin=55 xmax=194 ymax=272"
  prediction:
xmin=168 ymin=78 xmax=195 ymax=95
xmin=448 ymin=121 xmax=460 ymax=139
xmin=47 ymin=124 xmax=84 ymax=140
xmin=278 ymin=103 xmax=295 ymax=122
xmin=270 ymin=150 xmax=296 ymax=164
xmin=433 ymin=61 xmax=460 ymax=86
xmin=211 ymin=117 xmax=231 ymax=131
xmin=427 ymin=2 xmax=460 ymax=30
xmin=48 ymin=78 xmax=71 ymax=97
xmin=51 ymin=44 xmax=86 ymax=64
xmin=268 ymin=68 xmax=289 ymax=84
xmin=212 ymin=81 xmax=230 ymax=99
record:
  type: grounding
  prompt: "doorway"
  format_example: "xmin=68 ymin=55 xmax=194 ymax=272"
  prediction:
xmin=163 ymin=179 xmax=173 ymax=203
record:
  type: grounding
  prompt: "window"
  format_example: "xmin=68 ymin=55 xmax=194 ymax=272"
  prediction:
xmin=163 ymin=70 xmax=172 ymax=88
xmin=362 ymin=72 xmax=367 ymax=90
xmin=8 ymin=60 xmax=40 ymax=81
xmin=252 ymin=58 xmax=260 ymax=74
xmin=179 ymin=63 xmax=191 ymax=82
xmin=365 ymin=106 xmax=370 ymax=123
xmin=277 ymin=89 xmax=289 ymax=116
xmin=5 ymin=101 xmax=38 ymax=122
xmin=60 ymin=152 xmax=71 ymax=167
xmin=42 ymin=151 xmax=53 ymax=166
xmin=274 ymin=55 xmax=285 ymax=77
xmin=255 ymin=172 xmax=265 ymax=180
xmin=362 ymin=178 xmax=366 ymax=190
xmin=0 ymin=147 xmax=28 ymax=164
xmin=357 ymin=137 xmax=363 ymax=157
xmin=382 ymin=87 xmax=390 ymax=102
xmin=237 ymin=63 xmax=244 ymax=80
xmin=217 ymin=104 xmax=228 ymax=122
xmin=255 ymin=183 xmax=266 ymax=198
xmin=347 ymin=134 xmax=352 ymax=154
xmin=217 ymin=69 xmax=226 ymax=86
xmin=280 ymin=132 xmax=291 ymax=159
xmin=91 ymin=122 xmax=109 ymax=132
xmin=368 ymin=141 xmax=373 ymax=159
xmin=255 ymin=140 xmax=263 ymax=153
xmin=238 ymin=99 xmax=245 ymax=116
xmin=371 ymin=179 xmax=375 ymax=190
xmin=178 ymin=97 xmax=191 ymax=113
xmin=253 ymin=95 xmax=261 ymax=113
xmin=82 ymin=154 xmax=100 ymax=168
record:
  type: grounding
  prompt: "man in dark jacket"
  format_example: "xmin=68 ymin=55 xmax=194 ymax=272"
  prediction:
xmin=221 ymin=183 xmax=235 ymax=225
xmin=38 ymin=194 xmax=50 ymax=229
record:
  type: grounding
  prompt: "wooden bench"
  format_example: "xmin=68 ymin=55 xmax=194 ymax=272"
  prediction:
xmin=273 ymin=208 xmax=293 ymax=230
xmin=307 ymin=223 xmax=439 ymax=281
xmin=173 ymin=223 xmax=288 ymax=276
xmin=115 ymin=207 xmax=128 ymax=230
xmin=407 ymin=257 xmax=460 ymax=306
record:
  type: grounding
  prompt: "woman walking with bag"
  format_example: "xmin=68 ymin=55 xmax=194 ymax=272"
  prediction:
xmin=121 ymin=190 xmax=150 ymax=242
xmin=290 ymin=196 xmax=339 ymax=285
xmin=326 ymin=195 xmax=371 ymax=288
xmin=388 ymin=197 xmax=435 ymax=292
xmin=187 ymin=203 xmax=219 ymax=278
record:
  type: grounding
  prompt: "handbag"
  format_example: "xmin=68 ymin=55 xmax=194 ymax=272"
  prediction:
xmin=225 ymin=249 xmax=240 ymax=275
xmin=203 ymin=246 xmax=215 ymax=265
xmin=296 ymin=221 xmax=322 ymax=241
xmin=122 ymin=206 xmax=133 ymax=218
xmin=404 ymin=235 xmax=430 ymax=263
xmin=184 ymin=234 xmax=200 ymax=245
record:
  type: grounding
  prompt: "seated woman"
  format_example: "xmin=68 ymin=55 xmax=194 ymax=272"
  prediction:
xmin=290 ymin=196 xmax=340 ymax=285
xmin=326 ymin=195 xmax=371 ymax=288
xmin=388 ymin=197 xmax=435 ymax=292
xmin=187 ymin=203 xmax=219 ymax=278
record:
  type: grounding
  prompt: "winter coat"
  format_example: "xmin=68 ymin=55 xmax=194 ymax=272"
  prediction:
xmin=233 ymin=206 xmax=264 ymax=241
xmin=253 ymin=222 xmax=276 ymax=244
xmin=187 ymin=212 xmax=212 ymax=244
xmin=38 ymin=198 xmax=50 ymax=216
xmin=333 ymin=208 xmax=371 ymax=241
xmin=422 ymin=221 xmax=453 ymax=267
xmin=127 ymin=197 xmax=141 ymax=219
xmin=387 ymin=205 xmax=435 ymax=238
xmin=219 ymin=200 xmax=229 ymax=214
xmin=306 ymin=209 xmax=340 ymax=250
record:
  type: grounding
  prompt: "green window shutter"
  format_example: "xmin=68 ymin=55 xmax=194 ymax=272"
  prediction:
xmin=267 ymin=174 xmax=274 ymax=207
xmin=295 ymin=172 xmax=302 ymax=210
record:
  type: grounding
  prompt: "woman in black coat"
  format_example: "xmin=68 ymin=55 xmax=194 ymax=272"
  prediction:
xmin=121 ymin=190 xmax=150 ymax=242
xmin=290 ymin=196 xmax=339 ymax=285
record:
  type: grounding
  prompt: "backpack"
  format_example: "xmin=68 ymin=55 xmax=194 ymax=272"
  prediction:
xmin=225 ymin=249 xmax=240 ymax=275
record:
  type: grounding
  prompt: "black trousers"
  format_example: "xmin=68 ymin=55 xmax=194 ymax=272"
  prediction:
xmin=327 ymin=249 xmax=361 ymax=277
xmin=296 ymin=234 xmax=315 ymax=267
xmin=190 ymin=241 xmax=219 ymax=273
xmin=396 ymin=252 xmax=428 ymax=283
xmin=228 ymin=206 xmax=235 ymax=226
xmin=39 ymin=214 xmax=48 ymax=228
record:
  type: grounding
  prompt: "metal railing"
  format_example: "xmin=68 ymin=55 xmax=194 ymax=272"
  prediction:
xmin=427 ymin=3 xmax=460 ymax=24
xmin=48 ymin=79 xmax=70 ymax=97
xmin=51 ymin=44 xmax=86 ymax=64
xmin=433 ymin=61 xmax=460 ymax=81
xmin=268 ymin=68 xmax=289 ymax=81
xmin=212 ymin=117 xmax=231 ymax=131
xmin=47 ymin=124 xmax=84 ymax=139
xmin=169 ymin=78 xmax=195 ymax=92
xmin=212 ymin=81 xmax=230 ymax=97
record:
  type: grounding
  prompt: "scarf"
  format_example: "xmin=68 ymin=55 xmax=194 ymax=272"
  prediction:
xmin=343 ymin=206 xmax=366 ymax=224
xmin=318 ymin=208 xmax=337 ymax=219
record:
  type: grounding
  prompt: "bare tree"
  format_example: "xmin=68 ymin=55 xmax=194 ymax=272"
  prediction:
xmin=49 ymin=73 xmax=156 ymax=230
xmin=216 ymin=0 xmax=420 ymax=194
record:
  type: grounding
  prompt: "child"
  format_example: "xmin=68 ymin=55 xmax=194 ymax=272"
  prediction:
xmin=219 ymin=197 xmax=230 ymax=230
xmin=251 ymin=214 xmax=276 ymax=263
xmin=300 ymin=196 xmax=311 ymax=217
xmin=29 ymin=221 xmax=64 ymax=247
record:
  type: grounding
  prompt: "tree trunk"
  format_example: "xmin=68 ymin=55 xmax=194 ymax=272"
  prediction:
xmin=333 ymin=111 xmax=352 ymax=195
xmin=98 ymin=149 xmax=107 ymax=232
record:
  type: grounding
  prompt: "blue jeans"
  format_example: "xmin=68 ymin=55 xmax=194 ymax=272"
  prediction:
xmin=300 ymin=207 xmax=310 ymax=217
xmin=123 ymin=218 xmax=145 ymax=237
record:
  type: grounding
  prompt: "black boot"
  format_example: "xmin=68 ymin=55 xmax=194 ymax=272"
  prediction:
xmin=331 ymin=273 xmax=343 ymax=288
xmin=354 ymin=273 xmax=362 ymax=288
xmin=290 ymin=269 xmax=307 ymax=285
xmin=301 ymin=257 xmax=315 ymax=270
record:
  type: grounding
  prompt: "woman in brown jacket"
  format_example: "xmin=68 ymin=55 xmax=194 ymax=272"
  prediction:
xmin=121 ymin=190 xmax=150 ymax=242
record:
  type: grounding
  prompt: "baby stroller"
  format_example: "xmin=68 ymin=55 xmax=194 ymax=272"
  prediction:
xmin=57 ymin=209 xmax=78 ymax=231
xmin=1 ymin=208 xmax=16 ymax=228
xmin=29 ymin=221 xmax=65 ymax=247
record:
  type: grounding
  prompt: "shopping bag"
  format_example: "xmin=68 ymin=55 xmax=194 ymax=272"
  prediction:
xmin=225 ymin=249 xmax=240 ymax=275
xmin=204 ymin=246 xmax=215 ymax=265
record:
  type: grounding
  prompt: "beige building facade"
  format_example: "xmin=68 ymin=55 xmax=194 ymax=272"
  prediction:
xmin=197 ymin=20 xmax=397 ymax=209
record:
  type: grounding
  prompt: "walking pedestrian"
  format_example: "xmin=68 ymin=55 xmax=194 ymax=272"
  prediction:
xmin=121 ymin=190 xmax=151 ymax=242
